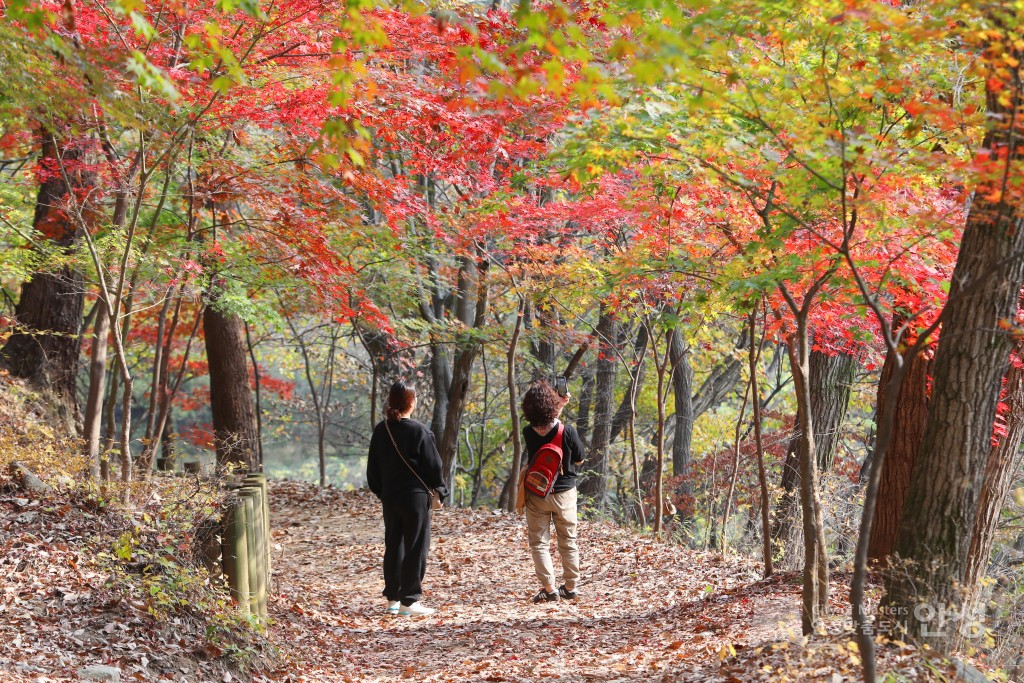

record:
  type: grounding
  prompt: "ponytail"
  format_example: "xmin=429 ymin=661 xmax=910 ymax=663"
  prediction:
xmin=385 ymin=379 xmax=416 ymax=420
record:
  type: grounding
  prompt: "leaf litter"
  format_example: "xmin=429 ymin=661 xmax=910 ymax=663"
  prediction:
xmin=0 ymin=473 xmax=995 ymax=682
xmin=260 ymin=482 xmax=985 ymax=683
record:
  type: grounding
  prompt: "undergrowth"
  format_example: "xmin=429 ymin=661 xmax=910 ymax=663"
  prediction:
xmin=0 ymin=373 xmax=267 ymax=675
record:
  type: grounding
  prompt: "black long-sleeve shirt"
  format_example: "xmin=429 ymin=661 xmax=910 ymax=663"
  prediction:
xmin=522 ymin=420 xmax=586 ymax=494
xmin=367 ymin=418 xmax=449 ymax=500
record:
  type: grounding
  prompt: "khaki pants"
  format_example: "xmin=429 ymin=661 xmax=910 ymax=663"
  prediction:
xmin=525 ymin=488 xmax=580 ymax=590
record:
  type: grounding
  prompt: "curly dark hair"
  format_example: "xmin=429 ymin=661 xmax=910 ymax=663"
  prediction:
xmin=521 ymin=380 xmax=562 ymax=427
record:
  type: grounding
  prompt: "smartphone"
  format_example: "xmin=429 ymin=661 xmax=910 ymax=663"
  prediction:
xmin=554 ymin=376 xmax=568 ymax=397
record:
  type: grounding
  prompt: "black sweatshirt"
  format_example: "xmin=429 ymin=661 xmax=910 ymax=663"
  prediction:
xmin=522 ymin=420 xmax=586 ymax=494
xmin=367 ymin=418 xmax=450 ymax=501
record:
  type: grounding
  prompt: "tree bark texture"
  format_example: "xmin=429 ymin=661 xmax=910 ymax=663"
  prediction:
xmin=579 ymin=308 xmax=618 ymax=504
xmin=609 ymin=324 xmax=649 ymax=443
xmin=867 ymin=348 xmax=933 ymax=566
xmin=504 ymin=298 xmax=526 ymax=513
xmin=1 ymin=135 xmax=88 ymax=431
xmin=83 ymin=300 xmax=110 ymax=479
xmin=887 ymin=52 xmax=1024 ymax=651
xmin=204 ymin=299 xmax=258 ymax=471
xmin=964 ymin=353 xmax=1024 ymax=596
xmin=691 ymin=330 xmax=748 ymax=418
xmin=775 ymin=348 xmax=857 ymax=555
xmin=670 ymin=332 xmax=695 ymax=480
xmin=438 ymin=258 xmax=488 ymax=486
xmin=787 ymin=333 xmax=830 ymax=635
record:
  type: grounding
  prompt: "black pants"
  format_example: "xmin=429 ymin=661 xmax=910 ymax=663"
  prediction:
xmin=381 ymin=492 xmax=431 ymax=606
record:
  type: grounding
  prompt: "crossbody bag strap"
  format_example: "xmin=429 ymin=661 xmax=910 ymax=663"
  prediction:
xmin=383 ymin=420 xmax=432 ymax=492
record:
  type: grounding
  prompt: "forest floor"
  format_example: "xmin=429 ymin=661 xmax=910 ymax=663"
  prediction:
xmin=0 ymin=358 xmax=995 ymax=683
xmin=259 ymin=482 xmax=982 ymax=683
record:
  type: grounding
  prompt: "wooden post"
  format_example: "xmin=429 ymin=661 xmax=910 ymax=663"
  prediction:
xmin=243 ymin=472 xmax=271 ymax=579
xmin=222 ymin=497 xmax=251 ymax=618
xmin=239 ymin=488 xmax=267 ymax=621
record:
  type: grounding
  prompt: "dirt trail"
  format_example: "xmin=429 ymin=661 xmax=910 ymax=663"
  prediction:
xmin=260 ymin=482 xmax=804 ymax=683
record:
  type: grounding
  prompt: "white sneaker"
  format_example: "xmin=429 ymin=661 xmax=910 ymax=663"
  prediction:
xmin=398 ymin=602 xmax=436 ymax=617
xmin=386 ymin=600 xmax=400 ymax=615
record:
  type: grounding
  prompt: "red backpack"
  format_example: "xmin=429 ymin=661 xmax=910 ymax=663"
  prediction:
xmin=524 ymin=423 xmax=564 ymax=497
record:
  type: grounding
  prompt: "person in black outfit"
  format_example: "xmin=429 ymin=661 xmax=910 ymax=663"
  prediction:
xmin=367 ymin=379 xmax=448 ymax=617
xmin=519 ymin=380 xmax=586 ymax=603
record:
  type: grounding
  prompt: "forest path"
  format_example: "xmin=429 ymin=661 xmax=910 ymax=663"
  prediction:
xmin=259 ymin=482 xmax=805 ymax=683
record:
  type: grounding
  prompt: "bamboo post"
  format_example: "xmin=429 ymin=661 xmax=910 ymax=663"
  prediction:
xmin=222 ymin=497 xmax=251 ymax=618
xmin=239 ymin=488 xmax=267 ymax=621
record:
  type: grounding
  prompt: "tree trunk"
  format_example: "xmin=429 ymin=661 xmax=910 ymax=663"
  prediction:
xmin=83 ymin=300 xmax=109 ymax=479
xmin=576 ymin=367 xmax=595 ymax=444
xmin=808 ymin=349 xmax=857 ymax=473
xmin=788 ymin=331 xmax=829 ymax=635
xmin=775 ymin=347 xmax=857 ymax=555
xmin=579 ymin=308 xmax=618 ymax=504
xmin=204 ymin=297 xmax=258 ymax=471
xmin=419 ymin=258 xmax=452 ymax=443
xmin=609 ymin=324 xmax=649 ymax=443
xmin=867 ymin=348 xmax=932 ymax=565
xmin=437 ymin=258 xmax=489 ymax=486
xmin=1 ymin=134 xmax=87 ymax=432
xmin=670 ymin=332 xmax=695 ymax=480
xmin=691 ymin=330 xmax=748 ymax=418
xmin=885 ymin=43 xmax=1024 ymax=652
xmin=505 ymin=298 xmax=526 ymax=513
xmin=962 ymin=351 xmax=1024 ymax=625
xmin=748 ymin=310 xmax=773 ymax=578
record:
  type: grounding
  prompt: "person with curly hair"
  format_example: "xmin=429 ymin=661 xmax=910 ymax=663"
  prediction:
xmin=519 ymin=379 xmax=586 ymax=603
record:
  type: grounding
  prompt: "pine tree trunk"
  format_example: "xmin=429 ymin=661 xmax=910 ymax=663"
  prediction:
xmin=867 ymin=348 xmax=932 ymax=566
xmin=962 ymin=353 xmax=1024 ymax=622
xmin=204 ymin=298 xmax=258 ymax=471
xmin=886 ymin=44 xmax=1024 ymax=651
xmin=1 ymin=135 xmax=86 ymax=432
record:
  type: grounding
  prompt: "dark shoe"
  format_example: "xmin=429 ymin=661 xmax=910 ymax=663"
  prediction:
xmin=558 ymin=585 xmax=577 ymax=600
xmin=532 ymin=589 xmax=559 ymax=603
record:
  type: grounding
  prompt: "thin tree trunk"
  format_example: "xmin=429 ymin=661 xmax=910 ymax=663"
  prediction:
xmin=505 ymin=298 xmax=526 ymax=513
xmin=774 ymin=346 xmax=856 ymax=556
xmin=137 ymin=290 xmax=173 ymax=473
xmin=245 ymin=321 xmax=264 ymax=468
xmin=83 ymin=300 xmax=110 ymax=479
xmin=100 ymin=362 xmax=119 ymax=481
xmin=721 ymin=360 xmax=751 ymax=556
xmin=438 ymin=258 xmax=489 ymax=487
xmin=787 ymin=330 xmax=829 ymax=634
xmin=748 ymin=308 xmax=773 ymax=577
xmin=650 ymin=327 xmax=676 ymax=536
xmin=670 ymin=332 xmax=694 ymax=480
xmin=610 ymin=325 xmax=649 ymax=442
xmin=579 ymin=308 xmax=618 ymax=504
